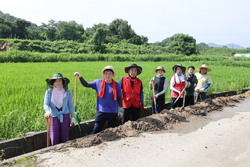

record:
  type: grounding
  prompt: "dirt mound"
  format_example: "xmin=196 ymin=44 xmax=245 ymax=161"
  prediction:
xmin=0 ymin=41 xmax=8 ymax=51
xmin=68 ymin=92 xmax=248 ymax=148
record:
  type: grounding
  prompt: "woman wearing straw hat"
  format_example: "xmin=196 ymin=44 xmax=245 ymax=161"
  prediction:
xmin=195 ymin=64 xmax=212 ymax=101
xmin=120 ymin=64 xmax=144 ymax=123
xmin=44 ymin=73 xmax=75 ymax=146
xmin=169 ymin=64 xmax=188 ymax=108
xmin=149 ymin=66 xmax=168 ymax=114
xmin=74 ymin=66 xmax=123 ymax=134
xmin=185 ymin=66 xmax=198 ymax=106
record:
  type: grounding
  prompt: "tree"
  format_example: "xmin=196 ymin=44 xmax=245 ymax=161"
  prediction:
xmin=153 ymin=37 xmax=171 ymax=47
xmin=108 ymin=19 xmax=147 ymax=45
xmin=14 ymin=19 xmax=31 ymax=39
xmin=56 ymin=21 xmax=85 ymax=41
xmin=90 ymin=27 xmax=108 ymax=53
xmin=168 ymin=33 xmax=196 ymax=56
xmin=83 ymin=23 xmax=109 ymax=42
xmin=0 ymin=18 xmax=12 ymax=38
xmin=40 ymin=20 xmax=58 ymax=41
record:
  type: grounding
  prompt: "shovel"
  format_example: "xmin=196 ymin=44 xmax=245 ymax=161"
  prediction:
xmin=181 ymin=91 xmax=186 ymax=109
xmin=74 ymin=76 xmax=81 ymax=129
xmin=167 ymin=84 xmax=188 ymax=109
xmin=195 ymin=91 xmax=200 ymax=104
xmin=151 ymin=80 xmax=158 ymax=113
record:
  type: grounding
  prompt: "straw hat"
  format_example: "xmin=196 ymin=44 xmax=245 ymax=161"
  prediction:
xmin=197 ymin=64 xmax=212 ymax=72
xmin=125 ymin=64 xmax=142 ymax=75
xmin=155 ymin=66 xmax=166 ymax=73
xmin=102 ymin=65 xmax=115 ymax=73
xmin=46 ymin=73 xmax=70 ymax=87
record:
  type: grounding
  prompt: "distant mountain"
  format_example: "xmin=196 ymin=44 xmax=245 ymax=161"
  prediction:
xmin=207 ymin=42 xmax=245 ymax=49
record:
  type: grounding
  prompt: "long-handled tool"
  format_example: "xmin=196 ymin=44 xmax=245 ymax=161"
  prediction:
xmin=182 ymin=90 xmax=186 ymax=108
xmin=46 ymin=116 xmax=52 ymax=147
xmin=167 ymin=84 xmax=188 ymax=109
xmin=195 ymin=91 xmax=199 ymax=103
xmin=151 ymin=80 xmax=158 ymax=113
xmin=74 ymin=76 xmax=81 ymax=129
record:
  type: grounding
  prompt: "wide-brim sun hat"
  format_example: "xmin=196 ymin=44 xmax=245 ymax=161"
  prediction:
xmin=188 ymin=66 xmax=195 ymax=70
xmin=46 ymin=73 xmax=70 ymax=87
xmin=102 ymin=65 xmax=115 ymax=73
xmin=172 ymin=64 xmax=186 ymax=73
xmin=197 ymin=64 xmax=212 ymax=72
xmin=125 ymin=64 xmax=142 ymax=75
xmin=155 ymin=66 xmax=166 ymax=73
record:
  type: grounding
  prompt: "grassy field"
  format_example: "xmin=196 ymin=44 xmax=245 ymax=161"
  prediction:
xmin=0 ymin=61 xmax=250 ymax=140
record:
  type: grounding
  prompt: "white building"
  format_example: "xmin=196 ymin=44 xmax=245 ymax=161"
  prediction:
xmin=234 ymin=53 xmax=250 ymax=57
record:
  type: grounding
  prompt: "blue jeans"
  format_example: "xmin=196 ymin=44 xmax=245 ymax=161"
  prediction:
xmin=92 ymin=112 xmax=118 ymax=134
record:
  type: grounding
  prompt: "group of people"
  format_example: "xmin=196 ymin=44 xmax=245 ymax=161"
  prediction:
xmin=43 ymin=63 xmax=212 ymax=145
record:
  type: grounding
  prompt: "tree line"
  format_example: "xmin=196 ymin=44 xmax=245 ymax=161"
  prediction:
xmin=0 ymin=10 xmax=215 ymax=56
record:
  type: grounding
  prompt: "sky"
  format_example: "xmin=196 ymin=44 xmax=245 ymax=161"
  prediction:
xmin=1 ymin=0 xmax=250 ymax=48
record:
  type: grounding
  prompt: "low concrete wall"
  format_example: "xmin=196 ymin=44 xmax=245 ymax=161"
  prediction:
xmin=0 ymin=89 xmax=249 ymax=159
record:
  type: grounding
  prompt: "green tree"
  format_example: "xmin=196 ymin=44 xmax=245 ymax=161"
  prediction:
xmin=56 ymin=21 xmax=85 ymax=41
xmin=83 ymin=23 xmax=108 ymax=42
xmin=90 ymin=27 xmax=108 ymax=53
xmin=108 ymin=19 xmax=147 ymax=45
xmin=0 ymin=18 xmax=12 ymax=38
xmin=14 ymin=19 xmax=31 ymax=39
xmin=168 ymin=33 xmax=196 ymax=56
xmin=40 ymin=20 xmax=58 ymax=41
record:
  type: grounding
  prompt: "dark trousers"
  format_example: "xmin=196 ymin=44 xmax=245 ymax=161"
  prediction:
xmin=122 ymin=106 xmax=140 ymax=124
xmin=151 ymin=95 xmax=165 ymax=114
xmin=92 ymin=112 xmax=118 ymax=134
xmin=185 ymin=95 xmax=195 ymax=106
xmin=196 ymin=92 xmax=207 ymax=102
xmin=171 ymin=98 xmax=183 ymax=109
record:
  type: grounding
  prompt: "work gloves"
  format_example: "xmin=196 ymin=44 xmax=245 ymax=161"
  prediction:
xmin=196 ymin=88 xmax=205 ymax=93
xmin=117 ymin=107 xmax=124 ymax=119
xmin=44 ymin=112 xmax=51 ymax=119
xmin=74 ymin=72 xmax=82 ymax=78
xmin=70 ymin=117 xmax=77 ymax=127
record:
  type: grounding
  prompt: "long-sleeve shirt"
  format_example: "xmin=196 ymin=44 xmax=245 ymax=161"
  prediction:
xmin=195 ymin=72 xmax=212 ymax=92
xmin=149 ymin=75 xmax=168 ymax=97
xmin=44 ymin=88 xmax=74 ymax=122
xmin=80 ymin=77 xmax=122 ymax=113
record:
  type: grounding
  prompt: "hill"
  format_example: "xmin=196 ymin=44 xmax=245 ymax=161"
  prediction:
xmin=207 ymin=42 xmax=245 ymax=49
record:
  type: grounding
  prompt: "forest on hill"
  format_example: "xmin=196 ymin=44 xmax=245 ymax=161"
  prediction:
xmin=0 ymin=10 xmax=250 ymax=58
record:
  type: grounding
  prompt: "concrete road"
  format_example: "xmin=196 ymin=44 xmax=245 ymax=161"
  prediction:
xmin=37 ymin=99 xmax=250 ymax=167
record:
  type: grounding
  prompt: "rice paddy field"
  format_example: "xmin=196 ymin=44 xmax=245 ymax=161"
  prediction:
xmin=0 ymin=61 xmax=250 ymax=140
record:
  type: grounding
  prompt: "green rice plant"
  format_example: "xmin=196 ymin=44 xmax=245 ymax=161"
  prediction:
xmin=0 ymin=61 xmax=249 ymax=139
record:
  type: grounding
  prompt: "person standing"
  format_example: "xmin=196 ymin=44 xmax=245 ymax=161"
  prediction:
xmin=169 ymin=64 xmax=188 ymax=108
xmin=74 ymin=66 xmax=123 ymax=134
xmin=120 ymin=64 xmax=144 ymax=123
xmin=185 ymin=66 xmax=198 ymax=106
xmin=150 ymin=66 xmax=168 ymax=114
xmin=44 ymin=73 xmax=75 ymax=146
xmin=195 ymin=64 xmax=212 ymax=101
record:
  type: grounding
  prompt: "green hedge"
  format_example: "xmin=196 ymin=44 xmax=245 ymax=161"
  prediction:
xmin=1 ymin=50 xmax=250 ymax=68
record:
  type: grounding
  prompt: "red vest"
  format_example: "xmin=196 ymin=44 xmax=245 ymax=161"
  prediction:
xmin=122 ymin=76 xmax=142 ymax=108
xmin=171 ymin=75 xmax=186 ymax=98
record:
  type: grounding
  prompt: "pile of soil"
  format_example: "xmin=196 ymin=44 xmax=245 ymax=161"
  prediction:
xmin=68 ymin=91 xmax=249 ymax=148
